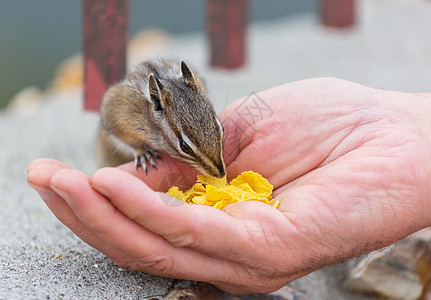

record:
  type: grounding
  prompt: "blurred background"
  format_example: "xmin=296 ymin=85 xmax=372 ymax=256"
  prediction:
xmin=2 ymin=0 xmax=431 ymax=112
xmin=0 ymin=0 xmax=314 ymax=108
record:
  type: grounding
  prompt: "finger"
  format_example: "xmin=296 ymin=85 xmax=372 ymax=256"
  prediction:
xmin=117 ymin=153 xmax=198 ymax=192
xmin=27 ymin=159 xmax=73 ymax=219
xmin=27 ymin=163 xmax=127 ymax=261
xmin=52 ymin=168 xmax=237 ymax=281
xmin=90 ymin=167 xmax=292 ymax=265
xmin=27 ymin=158 xmax=71 ymax=174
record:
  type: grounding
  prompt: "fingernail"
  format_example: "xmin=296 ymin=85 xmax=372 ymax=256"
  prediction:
xmin=28 ymin=182 xmax=52 ymax=203
xmin=51 ymin=185 xmax=72 ymax=205
xmin=157 ymin=192 xmax=186 ymax=207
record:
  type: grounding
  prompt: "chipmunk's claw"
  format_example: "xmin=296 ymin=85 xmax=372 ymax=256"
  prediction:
xmin=134 ymin=155 xmax=141 ymax=171
xmin=145 ymin=152 xmax=158 ymax=171
xmin=134 ymin=151 xmax=160 ymax=174
xmin=134 ymin=154 xmax=147 ymax=173
xmin=152 ymin=152 xmax=162 ymax=161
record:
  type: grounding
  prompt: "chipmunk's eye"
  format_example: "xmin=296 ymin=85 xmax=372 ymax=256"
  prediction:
xmin=180 ymin=139 xmax=194 ymax=155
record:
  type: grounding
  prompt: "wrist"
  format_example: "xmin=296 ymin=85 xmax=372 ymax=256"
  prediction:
xmin=379 ymin=90 xmax=431 ymax=227
xmin=382 ymin=91 xmax=431 ymax=143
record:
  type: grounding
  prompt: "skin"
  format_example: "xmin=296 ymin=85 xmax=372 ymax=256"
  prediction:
xmin=27 ymin=78 xmax=431 ymax=294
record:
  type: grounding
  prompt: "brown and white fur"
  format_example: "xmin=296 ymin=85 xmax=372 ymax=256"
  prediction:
xmin=96 ymin=59 xmax=225 ymax=178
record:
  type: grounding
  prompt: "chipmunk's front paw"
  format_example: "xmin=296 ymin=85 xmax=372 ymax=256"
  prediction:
xmin=134 ymin=150 xmax=161 ymax=174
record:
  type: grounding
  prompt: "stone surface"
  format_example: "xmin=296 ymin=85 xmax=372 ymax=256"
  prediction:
xmin=344 ymin=230 xmax=431 ymax=300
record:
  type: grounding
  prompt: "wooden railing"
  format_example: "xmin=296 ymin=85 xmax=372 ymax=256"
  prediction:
xmin=82 ymin=0 xmax=129 ymax=112
xmin=82 ymin=0 xmax=355 ymax=112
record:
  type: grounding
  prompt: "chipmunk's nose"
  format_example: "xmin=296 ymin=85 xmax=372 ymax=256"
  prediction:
xmin=216 ymin=163 xmax=226 ymax=178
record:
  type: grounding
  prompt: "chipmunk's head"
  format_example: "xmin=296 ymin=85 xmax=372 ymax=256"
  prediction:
xmin=147 ymin=60 xmax=225 ymax=178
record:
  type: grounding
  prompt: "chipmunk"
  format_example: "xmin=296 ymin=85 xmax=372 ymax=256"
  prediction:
xmin=96 ymin=59 xmax=226 ymax=178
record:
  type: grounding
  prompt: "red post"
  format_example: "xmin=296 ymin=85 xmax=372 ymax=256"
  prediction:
xmin=206 ymin=0 xmax=249 ymax=69
xmin=320 ymin=0 xmax=355 ymax=28
xmin=82 ymin=0 xmax=129 ymax=112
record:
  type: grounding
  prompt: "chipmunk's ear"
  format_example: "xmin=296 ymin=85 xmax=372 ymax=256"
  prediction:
xmin=181 ymin=60 xmax=198 ymax=90
xmin=148 ymin=74 xmax=167 ymax=111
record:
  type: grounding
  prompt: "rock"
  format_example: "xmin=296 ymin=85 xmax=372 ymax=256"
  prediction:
xmin=127 ymin=28 xmax=170 ymax=67
xmin=164 ymin=282 xmax=224 ymax=300
xmin=163 ymin=282 xmax=307 ymax=300
xmin=344 ymin=229 xmax=431 ymax=299
xmin=5 ymin=86 xmax=44 ymax=118
xmin=51 ymin=53 xmax=83 ymax=91
xmin=270 ymin=285 xmax=309 ymax=300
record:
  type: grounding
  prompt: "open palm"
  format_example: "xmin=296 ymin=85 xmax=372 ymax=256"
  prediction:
xmin=27 ymin=78 xmax=431 ymax=294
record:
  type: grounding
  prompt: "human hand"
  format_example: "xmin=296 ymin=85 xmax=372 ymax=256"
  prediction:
xmin=27 ymin=78 xmax=431 ymax=294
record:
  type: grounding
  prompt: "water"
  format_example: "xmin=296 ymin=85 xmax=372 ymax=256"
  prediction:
xmin=0 ymin=0 xmax=314 ymax=107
